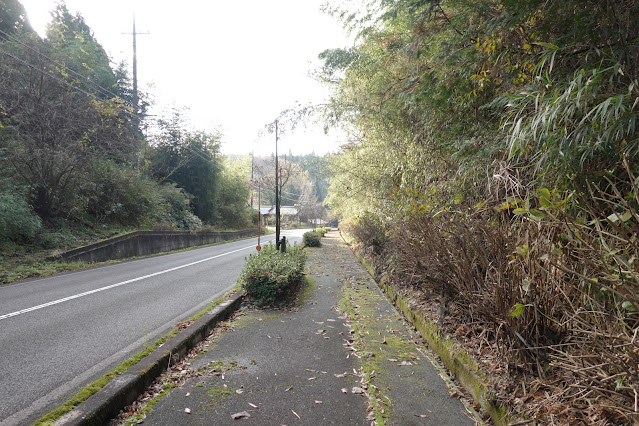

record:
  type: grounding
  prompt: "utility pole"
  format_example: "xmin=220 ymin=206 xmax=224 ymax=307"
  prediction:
xmin=275 ymin=120 xmax=281 ymax=251
xmin=123 ymin=16 xmax=149 ymax=167
xmin=123 ymin=15 xmax=149 ymax=123
xmin=250 ymin=151 xmax=254 ymax=209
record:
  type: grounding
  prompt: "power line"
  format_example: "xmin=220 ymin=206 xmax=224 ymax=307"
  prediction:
xmin=0 ymin=46 xmax=96 ymax=98
xmin=0 ymin=28 xmax=123 ymax=101
xmin=0 ymin=30 xmax=144 ymax=121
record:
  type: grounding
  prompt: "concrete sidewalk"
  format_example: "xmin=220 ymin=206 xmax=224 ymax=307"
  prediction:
xmin=128 ymin=232 xmax=477 ymax=425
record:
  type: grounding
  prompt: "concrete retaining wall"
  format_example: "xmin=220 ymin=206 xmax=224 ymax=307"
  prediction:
xmin=53 ymin=230 xmax=258 ymax=263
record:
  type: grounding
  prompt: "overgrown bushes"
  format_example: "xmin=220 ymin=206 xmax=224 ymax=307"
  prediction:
xmin=239 ymin=243 xmax=307 ymax=305
xmin=343 ymin=175 xmax=639 ymax=422
xmin=0 ymin=191 xmax=41 ymax=243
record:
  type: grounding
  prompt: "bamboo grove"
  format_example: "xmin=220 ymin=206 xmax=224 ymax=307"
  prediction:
xmin=321 ymin=0 xmax=639 ymax=422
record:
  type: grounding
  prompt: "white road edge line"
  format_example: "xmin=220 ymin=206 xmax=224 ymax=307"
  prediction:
xmin=0 ymin=244 xmax=257 ymax=321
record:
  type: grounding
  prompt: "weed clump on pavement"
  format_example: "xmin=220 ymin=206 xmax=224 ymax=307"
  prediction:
xmin=239 ymin=243 xmax=306 ymax=305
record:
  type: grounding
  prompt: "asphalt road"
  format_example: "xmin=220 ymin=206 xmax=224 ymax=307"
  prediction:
xmin=0 ymin=229 xmax=307 ymax=426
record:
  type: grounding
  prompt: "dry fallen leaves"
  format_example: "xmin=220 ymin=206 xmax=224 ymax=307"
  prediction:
xmin=232 ymin=411 xmax=251 ymax=420
xmin=292 ymin=409 xmax=301 ymax=419
xmin=184 ymin=408 xmax=191 ymax=414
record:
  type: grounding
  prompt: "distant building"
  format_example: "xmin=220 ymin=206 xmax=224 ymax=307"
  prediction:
xmin=257 ymin=206 xmax=299 ymax=225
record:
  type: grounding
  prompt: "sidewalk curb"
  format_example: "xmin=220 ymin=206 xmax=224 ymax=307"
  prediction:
xmin=54 ymin=291 xmax=244 ymax=425
xmin=341 ymin=233 xmax=518 ymax=426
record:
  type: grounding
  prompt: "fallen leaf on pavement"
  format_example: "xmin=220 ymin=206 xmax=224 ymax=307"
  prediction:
xmin=415 ymin=414 xmax=428 ymax=418
xmin=232 ymin=411 xmax=251 ymax=419
xmin=292 ymin=410 xmax=301 ymax=419
xmin=184 ymin=408 xmax=191 ymax=414
xmin=285 ymin=386 xmax=293 ymax=392
xmin=236 ymin=388 xmax=244 ymax=394
xmin=315 ymin=400 xmax=322 ymax=404
xmin=308 ymin=377 xmax=317 ymax=381
xmin=185 ymin=392 xmax=190 ymax=397
xmin=352 ymin=387 xmax=365 ymax=394
xmin=399 ymin=361 xmax=412 ymax=366
xmin=366 ymin=412 xmax=376 ymax=421
xmin=387 ymin=358 xmax=398 ymax=362
xmin=334 ymin=373 xmax=346 ymax=378
xmin=341 ymin=388 xmax=348 ymax=393
xmin=248 ymin=403 xmax=258 ymax=408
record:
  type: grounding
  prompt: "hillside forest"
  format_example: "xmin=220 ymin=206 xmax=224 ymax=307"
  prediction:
xmin=0 ymin=1 xmax=330 ymax=259
xmin=319 ymin=0 xmax=639 ymax=423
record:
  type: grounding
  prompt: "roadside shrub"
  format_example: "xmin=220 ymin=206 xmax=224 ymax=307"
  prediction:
xmin=0 ymin=191 xmax=42 ymax=243
xmin=303 ymin=231 xmax=321 ymax=247
xmin=239 ymin=243 xmax=307 ymax=305
xmin=314 ymin=226 xmax=331 ymax=236
xmin=159 ymin=187 xmax=202 ymax=231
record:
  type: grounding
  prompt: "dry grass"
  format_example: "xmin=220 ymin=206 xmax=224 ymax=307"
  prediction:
xmin=342 ymin=162 xmax=639 ymax=424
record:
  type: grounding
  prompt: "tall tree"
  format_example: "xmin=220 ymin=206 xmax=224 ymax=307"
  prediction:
xmin=0 ymin=6 xmax=136 ymax=220
xmin=0 ymin=0 xmax=32 ymax=37
xmin=149 ymin=110 xmax=222 ymax=224
xmin=45 ymin=3 xmax=116 ymax=94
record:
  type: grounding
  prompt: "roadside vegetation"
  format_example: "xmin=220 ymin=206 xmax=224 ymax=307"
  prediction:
xmin=320 ymin=0 xmax=639 ymax=423
xmin=239 ymin=243 xmax=307 ymax=306
xmin=303 ymin=231 xmax=322 ymax=247
xmin=302 ymin=227 xmax=331 ymax=247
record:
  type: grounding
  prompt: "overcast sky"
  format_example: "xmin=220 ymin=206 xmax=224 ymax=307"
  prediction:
xmin=19 ymin=0 xmax=352 ymax=155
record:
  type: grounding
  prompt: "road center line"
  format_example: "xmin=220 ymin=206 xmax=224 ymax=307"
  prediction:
xmin=0 ymin=243 xmax=258 ymax=321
